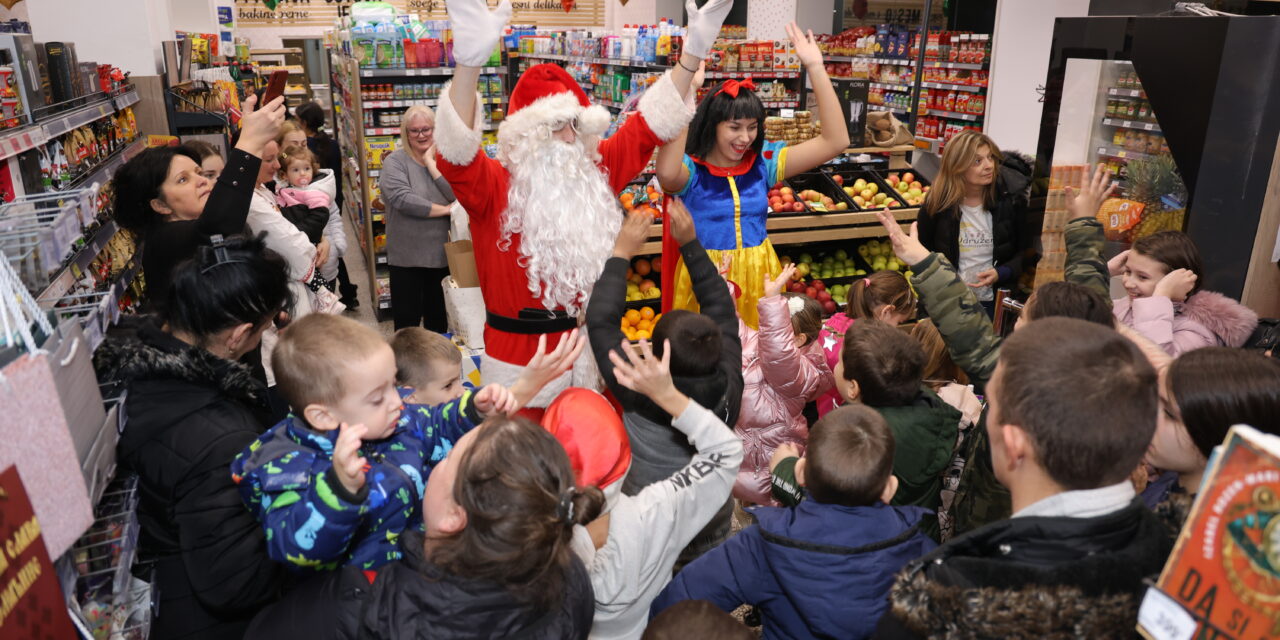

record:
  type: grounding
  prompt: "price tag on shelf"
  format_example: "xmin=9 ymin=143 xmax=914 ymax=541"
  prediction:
xmin=780 ymin=108 xmax=796 ymax=118
xmin=1136 ymin=588 xmax=1195 ymax=640
xmin=1122 ymin=120 xmax=1132 ymax=128
xmin=1143 ymin=123 xmax=1154 ymax=131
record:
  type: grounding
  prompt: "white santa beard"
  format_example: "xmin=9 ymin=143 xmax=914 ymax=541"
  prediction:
xmin=501 ymin=134 xmax=621 ymax=316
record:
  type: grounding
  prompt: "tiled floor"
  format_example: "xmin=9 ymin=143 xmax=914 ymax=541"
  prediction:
xmin=338 ymin=213 xmax=396 ymax=338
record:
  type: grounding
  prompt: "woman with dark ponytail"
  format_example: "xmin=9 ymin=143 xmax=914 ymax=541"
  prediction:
xmin=245 ymin=416 xmax=601 ymax=639
xmin=95 ymin=234 xmax=293 ymax=639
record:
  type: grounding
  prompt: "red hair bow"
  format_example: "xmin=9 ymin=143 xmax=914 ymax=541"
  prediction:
xmin=716 ymin=77 xmax=757 ymax=98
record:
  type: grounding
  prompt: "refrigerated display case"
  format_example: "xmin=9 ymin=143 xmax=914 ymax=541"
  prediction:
xmin=1030 ymin=15 xmax=1280 ymax=315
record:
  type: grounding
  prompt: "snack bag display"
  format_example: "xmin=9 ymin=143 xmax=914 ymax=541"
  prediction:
xmin=1096 ymin=198 xmax=1146 ymax=241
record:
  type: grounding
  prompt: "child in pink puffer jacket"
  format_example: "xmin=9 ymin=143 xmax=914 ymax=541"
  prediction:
xmin=1111 ymin=231 xmax=1257 ymax=356
xmin=733 ymin=263 xmax=834 ymax=506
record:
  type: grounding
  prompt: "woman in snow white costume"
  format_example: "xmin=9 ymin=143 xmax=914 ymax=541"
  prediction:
xmin=433 ymin=0 xmax=733 ymax=406
xmin=656 ymin=23 xmax=849 ymax=329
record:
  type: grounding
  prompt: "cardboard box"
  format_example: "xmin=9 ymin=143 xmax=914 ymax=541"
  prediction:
xmin=444 ymin=239 xmax=480 ymax=288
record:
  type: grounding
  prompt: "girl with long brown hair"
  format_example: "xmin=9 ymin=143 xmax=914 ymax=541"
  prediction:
xmin=916 ymin=130 xmax=1033 ymax=309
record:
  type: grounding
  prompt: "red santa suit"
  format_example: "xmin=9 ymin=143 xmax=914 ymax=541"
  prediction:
xmin=433 ymin=63 xmax=691 ymax=405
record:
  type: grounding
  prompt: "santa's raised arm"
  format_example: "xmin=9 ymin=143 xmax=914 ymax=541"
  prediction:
xmin=434 ymin=0 xmax=733 ymax=407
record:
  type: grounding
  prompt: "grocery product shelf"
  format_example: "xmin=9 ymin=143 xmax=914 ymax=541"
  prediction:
xmin=358 ymin=65 xmax=506 ymax=77
xmin=1100 ymin=117 xmax=1162 ymax=133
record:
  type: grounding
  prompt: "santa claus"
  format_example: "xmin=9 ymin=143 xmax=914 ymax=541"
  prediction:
xmin=435 ymin=0 xmax=732 ymax=406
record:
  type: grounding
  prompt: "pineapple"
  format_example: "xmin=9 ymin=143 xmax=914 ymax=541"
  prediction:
xmin=1125 ymin=154 xmax=1188 ymax=240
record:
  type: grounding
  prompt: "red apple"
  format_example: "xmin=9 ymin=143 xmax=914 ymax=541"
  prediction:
xmin=780 ymin=186 xmax=794 ymax=197
xmin=792 ymin=201 xmax=805 ymax=212
xmin=781 ymin=193 xmax=795 ymax=204
xmin=789 ymin=281 xmax=806 ymax=293
xmin=812 ymin=280 xmax=826 ymax=291
xmin=817 ymin=290 xmax=832 ymax=303
xmin=822 ymin=300 xmax=838 ymax=314
xmin=832 ymin=174 xmax=844 ymax=186
xmin=805 ymin=286 xmax=818 ymax=298
xmin=769 ymin=197 xmax=783 ymax=209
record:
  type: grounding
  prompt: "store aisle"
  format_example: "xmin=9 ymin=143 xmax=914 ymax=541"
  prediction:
xmin=340 ymin=211 xmax=396 ymax=338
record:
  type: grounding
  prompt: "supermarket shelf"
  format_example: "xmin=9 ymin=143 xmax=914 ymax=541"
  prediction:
xmin=37 ymin=219 xmax=120 ymax=305
xmin=845 ymin=144 xmax=916 ymax=154
xmin=922 ymin=109 xmax=982 ymax=121
xmin=870 ymin=105 xmax=911 ymax=116
xmin=0 ymin=88 xmax=140 ymax=162
xmin=924 ymin=60 xmax=988 ymax=70
xmin=515 ymin=52 xmax=670 ymax=70
xmin=376 ymin=253 xmax=388 ymax=264
xmin=1107 ymin=87 xmax=1145 ymax=99
xmin=833 ymin=56 xmax=987 ymax=70
xmin=857 ymin=56 xmax=916 ymax=66
xmin=284 ymin=88 xmax=309 ymax=96
xmin=358 ymin=65 xmax=506 ymax=77
xmin=597 ymin=99 xmax=628 ymax=110
xmin=362 ymin=97 xmax=504 ymax=109
xmin=704 ymin=70 xmax=801 ymax=79
xmin=262 ymin=65 xmax=305 ymax=74
xmin=173 ymin=110 xmax=228 ymax=128
xmin=367 ymin=124 xmax=497 ymax=135
xmin=870 ymin=81 xmax=911 ymax=92
xmin=1096 ymin=145 xmax=1150 ymax=160
xmin=252 ymin=48 xmax=302 ymax=55
xmin=921 ymin=81 xmax=984 ymax=93
xmin=1100 ymin=117 xmax=1161 ymax=133
xmin=762 ymin=100 xmax=800 ymax=109
xmin=63 ymin=138 xmax=146 ymax=193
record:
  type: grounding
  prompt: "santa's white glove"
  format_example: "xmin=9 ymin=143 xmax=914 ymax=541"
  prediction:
xmin=447 ymin=0 xmax=512 ymax=67
xmin=682 ymin=0 xmax=735 ymax=60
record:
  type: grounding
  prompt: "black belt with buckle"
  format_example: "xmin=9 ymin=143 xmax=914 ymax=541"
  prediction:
xmin=486 ymin=308 xmax=577 ymax=335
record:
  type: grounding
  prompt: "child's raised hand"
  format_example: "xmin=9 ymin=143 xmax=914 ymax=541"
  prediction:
xmin=1066 ymin=163 xmax=1116 ymax=221
xmin=333 ymin=422 xmax=368 ymax=495
xmin=668 ymin=196 xmax=698 ymax=246
xmin=875 ymin=208 xmax=929 ymax=267
xmin=1154 ymin=268 xmax=1197 ymax=302
xmin=770 ymin=442 xmax=800 ymax=472
xmin=511 ymin=332 xmax=585 ymax=407
xmin=612 ymin=209 xmax=651 ymax=260
xmin=608 ymin=338 xmax=685 ymax=413
xmin=1108 ymin=249 xmax=1130 ymax=277
xmin=764 ymin=263 xmax=797 ymax=298
xmin=475 ymin=383 xmax=519 ymax=416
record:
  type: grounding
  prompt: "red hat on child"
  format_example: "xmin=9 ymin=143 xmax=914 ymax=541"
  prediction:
xmin=541 ymin=388 xmax=631 ymax=495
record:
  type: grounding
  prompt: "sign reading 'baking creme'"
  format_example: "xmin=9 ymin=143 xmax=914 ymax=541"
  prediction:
xmin=233 ymin=0 xmax=605 ymax=28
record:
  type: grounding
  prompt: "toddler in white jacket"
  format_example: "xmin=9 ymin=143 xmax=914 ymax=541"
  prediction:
xmin=277 ymin=144 xmax=346 ymax=283
xmin=557 ymin=339 xmax=743 ymax=640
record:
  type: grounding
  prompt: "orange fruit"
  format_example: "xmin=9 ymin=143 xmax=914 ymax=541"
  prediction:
xmin=651 ymin=257 xmax=662 ymax=273
xmin=635 ymin=329 xmax=651 ymax=340
xmin=640 ymin=306 xmax=656 ymax=320
xmin=634 ymin=258 xmax=652 ymax=276
xmin=637 ymin=319 xmax=653 ymax=332
xmin=639 ymin=279 xmax=656 ymax=292
xmin=620 ymin=193 xmax=634 ymax=209
xmin=625 ymin=309 xmax=641 ymax=325
xmin=625 ymin=327 xmax=638 ymax=341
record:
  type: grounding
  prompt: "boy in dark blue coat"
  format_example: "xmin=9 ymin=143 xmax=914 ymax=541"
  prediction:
xmin=650 ymin=404 xmax=936 ymax=640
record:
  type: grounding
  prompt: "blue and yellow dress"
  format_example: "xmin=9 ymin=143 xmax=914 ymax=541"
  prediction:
xmin=669 ymin=140 xmax=788 ymax=329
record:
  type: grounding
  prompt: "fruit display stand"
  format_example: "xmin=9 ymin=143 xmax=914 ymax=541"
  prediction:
xmin=328 ymin=49 xmax=510 ymax=318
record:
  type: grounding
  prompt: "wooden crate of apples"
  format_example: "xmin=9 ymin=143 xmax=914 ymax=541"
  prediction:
xmin=882 ymin=171 xmax=930 ymax=207
xmin=777 ymin=241 xmax=916 ymax=316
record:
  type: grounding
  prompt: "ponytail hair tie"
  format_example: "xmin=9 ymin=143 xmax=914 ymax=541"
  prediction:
xmin=863 ymin=278 xmax=871 ymax=288
xmin=787 ymin=296 xmax=806 ymax=316
xmin=556 ymin=489 xmax=576 ymax=526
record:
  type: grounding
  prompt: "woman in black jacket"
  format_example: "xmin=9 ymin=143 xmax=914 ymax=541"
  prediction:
xmin=916 ymin=130 xmax=1033 ymax=308
xmin=113 ymin=95 xmax=285 ymax=312
xmin=95 ymin=234 xmax=294 ymax=639
xmin=244 ymin=417 xmax=602 ymax=640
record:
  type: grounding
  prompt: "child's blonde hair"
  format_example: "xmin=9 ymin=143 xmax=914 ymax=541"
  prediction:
xmin=390 ymin=327 xmax=461 ymax=389
xmin=272 ymin=314 xmax=388 ymax=410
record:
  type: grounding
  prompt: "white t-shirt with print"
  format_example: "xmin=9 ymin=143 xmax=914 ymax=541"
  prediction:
xmin=958 ymin=203 xmax=995 ymax=302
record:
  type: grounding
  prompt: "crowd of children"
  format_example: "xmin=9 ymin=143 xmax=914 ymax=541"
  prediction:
xmin=97 ymin=9 xmax=1280 ymax=638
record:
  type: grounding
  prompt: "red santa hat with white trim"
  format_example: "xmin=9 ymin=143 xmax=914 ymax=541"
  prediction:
xmin=498 ymin=63 xmax=613 ymax=146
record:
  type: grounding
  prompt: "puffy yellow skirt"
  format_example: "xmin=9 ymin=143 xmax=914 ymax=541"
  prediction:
xmin=671 ymin=239 xmax=781 ymax=330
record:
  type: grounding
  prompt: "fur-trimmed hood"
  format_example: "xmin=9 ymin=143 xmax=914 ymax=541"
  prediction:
xmin=1178 ymin=289 xmax=1258 ymax=348
xmin=878 ymin=499 xmax=1175 ymax=639
xmin=96 ymin=318 xmax=267 ymax=461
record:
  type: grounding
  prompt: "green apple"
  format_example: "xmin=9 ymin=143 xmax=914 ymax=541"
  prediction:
xmin=834 ymin=249 xmax=848 ymax=261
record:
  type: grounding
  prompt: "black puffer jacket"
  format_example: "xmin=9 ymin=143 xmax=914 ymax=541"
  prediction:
xmin=96 ymin=318 xmax=288 ymax=640
xmin=916 ymin=153 xmax=1034 ymax=292
xmin=244 ymin=530 xmax=595 ymax=640
xmin=873 ymin=498 xmax=1174 ymax=639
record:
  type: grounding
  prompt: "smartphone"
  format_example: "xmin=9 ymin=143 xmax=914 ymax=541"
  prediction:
xmin=261 ymin=70 xmax=289 ymax=105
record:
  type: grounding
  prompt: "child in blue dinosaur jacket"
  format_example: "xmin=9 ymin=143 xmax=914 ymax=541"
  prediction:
xmin=231 ymin=314 xmax=518 ymax=573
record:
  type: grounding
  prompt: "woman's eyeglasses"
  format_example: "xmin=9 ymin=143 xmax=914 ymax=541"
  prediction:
xmin=408 ymin=127 xmax=434 ymax=137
